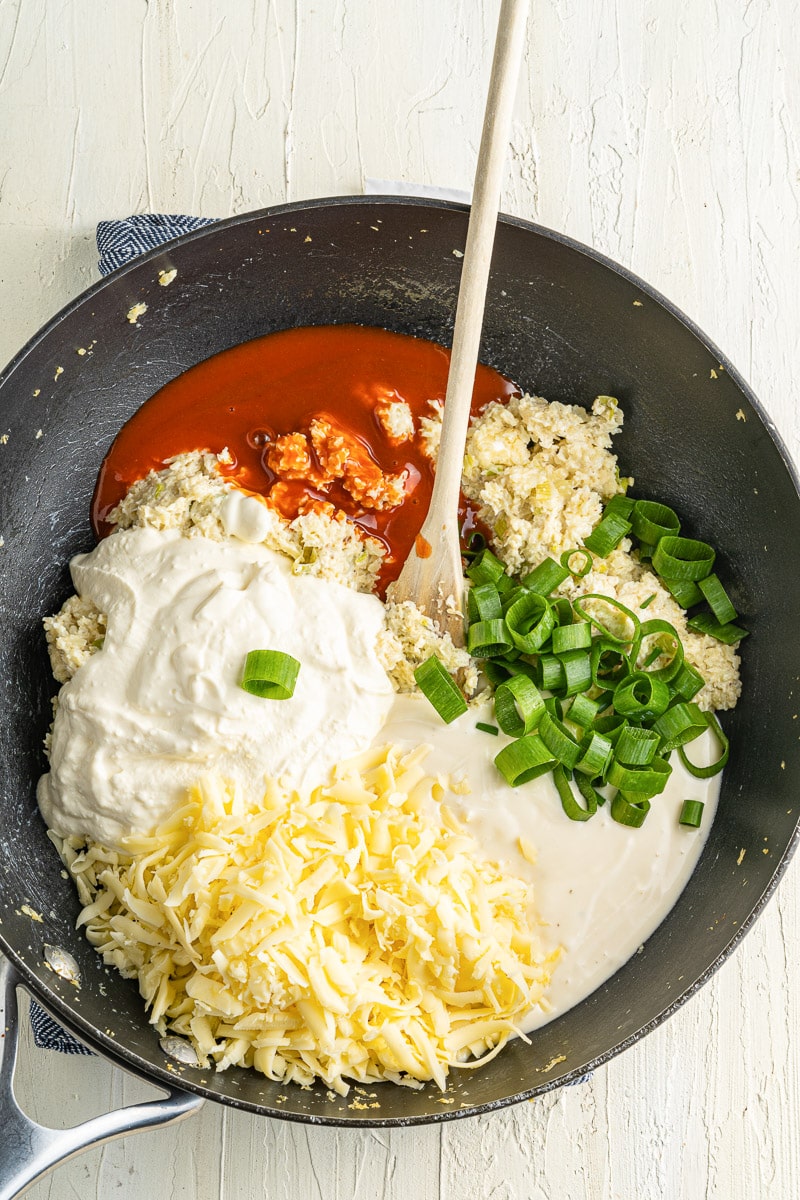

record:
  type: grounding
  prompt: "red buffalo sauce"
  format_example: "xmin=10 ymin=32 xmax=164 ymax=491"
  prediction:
xmin=92 ymin=324 xmax=518 ymax=592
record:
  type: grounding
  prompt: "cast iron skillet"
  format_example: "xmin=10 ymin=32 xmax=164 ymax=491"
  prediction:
xmin=1 ymin=198 xmax=799 ymax=1141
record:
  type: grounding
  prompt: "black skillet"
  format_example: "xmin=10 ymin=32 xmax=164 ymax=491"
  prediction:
xmin=0 ymin=198 xmax=798 ymax=1181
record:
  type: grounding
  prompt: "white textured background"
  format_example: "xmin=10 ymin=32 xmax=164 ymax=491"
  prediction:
xmin=1 ymin=1 xmax=799 ymax=1197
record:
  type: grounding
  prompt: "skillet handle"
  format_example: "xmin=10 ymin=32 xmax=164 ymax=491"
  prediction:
xmin=0 ymin=955 xmax=204 ymax=1200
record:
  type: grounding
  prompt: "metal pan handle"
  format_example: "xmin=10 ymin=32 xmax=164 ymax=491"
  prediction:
xmin=0 ymin=955 xmax=204 ymax=1200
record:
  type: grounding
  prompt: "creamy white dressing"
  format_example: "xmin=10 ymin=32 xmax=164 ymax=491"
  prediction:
xmin=379 ymin=693 xmax=720 ymax=1032
xmin=40 ymin=527 xmax=721 ymax=1031
xmin=38 ymin=529 xmax=393 ymax=847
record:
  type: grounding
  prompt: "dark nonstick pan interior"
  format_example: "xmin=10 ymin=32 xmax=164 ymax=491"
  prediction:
xmin=1 ymin=197 xmax=799 ymax=1125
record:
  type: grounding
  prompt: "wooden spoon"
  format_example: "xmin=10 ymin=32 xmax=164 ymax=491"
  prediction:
xmin=388 ymin=0 xmax=530 ymax=645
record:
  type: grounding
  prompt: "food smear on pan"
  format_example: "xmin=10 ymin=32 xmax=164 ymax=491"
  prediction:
xmin=40 ymin=325 xmax=744 ymax=1095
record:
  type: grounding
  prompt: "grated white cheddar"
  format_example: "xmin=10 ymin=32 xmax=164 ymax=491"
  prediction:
xmin=55 ymin=745 xmax=554 ymax=1095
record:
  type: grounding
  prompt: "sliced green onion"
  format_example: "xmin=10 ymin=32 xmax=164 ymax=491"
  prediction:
xmin=476 ymin=721 xmax=499 ymax=736
xmin=663 ymin=577 xmax=704 ymax=608
xmin=467 ymin=619 xmax=514 ymax=658
xmin=637 ymin=541 xmax=657 ymax=561
xmin=567 ymin=693 xmax=601 ymax=728
xmin=520 ymin=557 xmax=570 ymax=596
xmin=481 ymin=658 xmax=514 ymax=686
xmin=553 ymin=765 xmax=597 ymax=821
xmin=652 ymin=536 xmax=715 ymax=581
xmin=558 ymin=648 xmax=593 ymax=696
xmin=632 ymin=618 xmax=684 ymax=682
xmin=551 ymin=597 xmax=575 ymax=626
xmin=686 ymin=613 xmax=748 ymax=644
xmin=639 ymin=593 xmax=656 ymax=610
xmin=583 ymin=512 xmax=632 ymax=557
xmin=240 ymin=649 xmax=301 ymax=699
xmin=467 ymin=583 xmax=502 ymax=623
xmin=465 ymin=530 xmax=487 ymax=557
xmin=610 ymin=792 xmax=651 ymax=828
xmin=604 ymin=494 xmax=636 ymax=520
xmin=505 ymin=592 xmax=555 ymax=654
xmin=615 ymin=725 xmax=660 ymax=766
xmin=552 ymin=620 xmax=592 ymax=654
xmin=575 ymin=731 xmax=613 ymax=778
xmin=697 ymin=574 xmax=738 ymax=624
xmin=495 ymin=573 xmax=516 ymax=600
xmin=414 ymin=655 xmax=468 ymax=723
xmin=653 ymin=701 xmax=707 ymax=751
xmin=678 ymin=712 xmax=729 ymax=778
xmin=573 ymin=594 xmax=639 ymax=645
xmin=494 ymin=675 xmax=545 ymax=737
xmin=670 ymin=662 xmax=705 ymax=702
xmin=495 ymin=735 xmax=557 ymax=786
xmin=560 ymin=547 xmax=593 ymax=578
xmin=543 ymin=695 xmax=564 ymax=721
xmin=606 ymin=756 xmax=672 ymax=797
xmin=631 ymin=499 xmax=681 ymax=544
xmin=576 ymin=769 xmax=607 ymax=808
xmin=539 ymin=711 xmax=582 ymax=770
xmin=612 ymin=671 xmax=670 ymax=720
xmin=594 ymin=713 xmax=627 ymax=742
xmin=679 ymin=799 xmax=705 ymax=828
xmin=466 ymin=547 xmax=505 ymax=586
xmin=590 ymin=638 xmax=629 ymax=690
xmin=536 ymin=656 xmax=564 ymax=692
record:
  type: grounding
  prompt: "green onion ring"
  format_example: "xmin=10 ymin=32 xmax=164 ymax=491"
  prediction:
xmin=604 ymin=494 xmax=636 ymax=520
xmin=475 ymin=721 xmax=499 ymax=736
xmin=240 ymin=649 xmax=301 ymax=699
xmin=573 ymin=594 xmax=640 ymax=645
xmin=652 ymin=536 xmax=715 ymax=581
xmin=520 ymin=557 xmax=570 ymax=596
xmin=553 ymin=765 xmax=597 ymax=821
xmin=575 ymin=731 xmax=613 ymax=778
xmin=467 ymin=582 xmax=502 ymax=623
xmin=606 ymin=756 xmax=672 ymax=797
xmin=663 ymin=577 xmax=704 ymax=608
xmin=466 ymin=547 xmax=506 ymax=586
xmin=631 ymin=618 xmax=684 ymax=682
xmin=494 ymin=675 xmax=546 ymax=737
xmin=583 ymin=512 xmax=632 ymax=557
xmin=679 ymin=799 xmax=705 ymax=828
xmin=539 ymin=711 xmax=582 ymax=770
xmin=567 ymin=693 xmax=601 ymax=728
xmin=613 ymin=671 xmax=671 ymax=720
xmin=631 ymin=499 xmax=681 ymax=543
xmin=653 ymin=701 xmax=707 ymax=751
xmin=615 ymin=725 xmax=660 ymax=766
xmin=610 ymin=792 xmax=651 ymax=828
xmin=494 ymin=735 xmax=557 ymax=787
xmin=670 ymin=661 xmax=705 ymax=702
xmin=552 ymin=620 xmax=592 ymax=654
xmin=697 ymin=573 xmax=738 ymax=624
xmin=505 ymin=591 xmax=556 ymax=654
xmin=558 ymin=648 xmax=593 ymax=696
xmin=560 ymin=547 xmax=593 ymax=578
xmin=686 ymin=612 xmax=748 ymax=644
xmin=677 ymin=712 xmax=730 ymax=778
xmin=467 ymin=619 xmax=515 ymax=658
xmin=413 ymin=655 xmax=468 ymax=724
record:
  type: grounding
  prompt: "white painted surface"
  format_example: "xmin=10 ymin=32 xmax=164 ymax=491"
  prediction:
xmin=1 ymin=0 xmax=798 ymax=1196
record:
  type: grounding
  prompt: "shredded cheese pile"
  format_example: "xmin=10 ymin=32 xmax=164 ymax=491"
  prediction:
xmin=56 ymin=745 xmax=554 ymax=1094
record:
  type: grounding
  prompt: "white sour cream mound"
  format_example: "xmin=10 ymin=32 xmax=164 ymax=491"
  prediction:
xmin=38 ymin=528 xmax=394 ymax=847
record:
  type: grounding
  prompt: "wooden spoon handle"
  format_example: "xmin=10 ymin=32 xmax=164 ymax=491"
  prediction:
xmin=421 ymin=0 xmax=530 ymax=531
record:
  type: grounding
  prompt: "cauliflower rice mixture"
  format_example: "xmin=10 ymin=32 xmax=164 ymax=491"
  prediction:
xmin=42 ymin=388 xmax=742 ymax=1091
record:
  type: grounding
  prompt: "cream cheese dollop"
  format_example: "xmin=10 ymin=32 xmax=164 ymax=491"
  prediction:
xmin=38 ymin=528 xmax=394 ymax=847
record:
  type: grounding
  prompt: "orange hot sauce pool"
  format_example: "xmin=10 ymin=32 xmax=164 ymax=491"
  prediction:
xmin=92 ymin=324 xmax=519 ymax=592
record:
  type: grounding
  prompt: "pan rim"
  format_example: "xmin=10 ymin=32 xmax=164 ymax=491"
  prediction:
xmin=2 ymin=194 xmax=799 ymax=1124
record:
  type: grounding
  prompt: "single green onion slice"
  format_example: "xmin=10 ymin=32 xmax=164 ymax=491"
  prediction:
xmin=604 ymin=494 xmax=636 ymax=520
xmin=670 ymin=662 xmax=705 ymax=702
xmin=467 ymin=619 xmax=514 ymax=658
xmin=583 ymin=512 xmax=632 ymax=557
xmin=466 ymin=547 xmax=505 ymax=586
xmin=495 ymin=573 xmax=516 ymax=600
xmin=679 ymin=799 xmax=705 ymax=828
xmin=240 ymin=649 xmax=301 ymax=699
xmin=505 ymin=591 xmax=555 ymax=654
xmin=663 ymin=577 xmax=704 ymax=608
xmin=606 ymin=756 xmax=672 ymax=797
xmin=686 ymin=612 xmax=748 ymax=644
xmin=678 ymin=712 xmax=730 ymax=778
xmin=538 ymin=654 xmax=565 ymax=692
xmin=543 ymin=695 xmax=564 ymax=721
xmin=637 ymin=541 xmax=656 ymax=561
xmin=414 ymin=655 xmax=468 ymax=724
xmin=567 ymin=693 xmax=601 ymax=728
xmin=613 ymin=671 xmax=671 ymax=720
xmin=575 ymin=731 xmax=613 ymax=778
xmin=594 ymin=713 xmax=627 ymax=742
xmin=653 ymin=701 xmax=707 ymax=751
xmin=578 ymin=769 xmax=607 ymax=808
xmin=495 ymin=735 xmax=557 ymax=787
xmin=652 ymin=536 xmax=715 ymax=581
xmin=494 ymin=675 xmax=546 ymax=737
xmin=465 ymin=530 xmax=487 ymax=557
xmin=573 ymin=594 xmax=639 ymax=645
xmin=476 ymin=721 xmax=499 ymax=736
xmin=551 ymin=597 xmax=575 ymax=626
xmin=631 ymin=499 xmax=681 ymax=544
xmin=610 ymin=792 xmax=651 ymax=828
xmin=632 ymin=618 xmax=685 ymax=682
xmin=467 ymin=583 xmax=502 ymax=623
xmin=615 ymin=725 xmax=660 ymax=766
xmin=697 ymin=573 xmax=738 ymax=624
xmin=539 ymin=711 xmax=582 ymax=770
xmin=639 ymin=593 xmax=657 ymax=610
xmin=552 ymin=620 xmax=592 ymax=653
xmin=560 ymin=547 xmax=593 ymax=578
xmin=554 ymin=765 xmax=597 ymax=822
xmin=520 ymin=557 xmax=570 ymax=596
xmin=558 ymin=648 xmax=593 ymax=696
xmin=590 ymin=638 xmax=629 ymax=690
